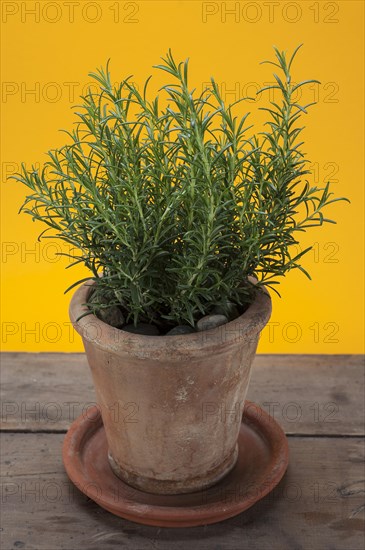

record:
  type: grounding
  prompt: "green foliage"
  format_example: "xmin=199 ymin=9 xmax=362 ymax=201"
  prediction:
xmin=13 ymin=46 xmax=348 ymax=327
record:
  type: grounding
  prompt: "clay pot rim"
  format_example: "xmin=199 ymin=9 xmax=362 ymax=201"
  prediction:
xmin=69 ymin=279 xmax=272 ymax=358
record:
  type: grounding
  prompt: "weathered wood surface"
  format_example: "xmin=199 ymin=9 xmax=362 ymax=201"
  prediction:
xmin=1 ymin=353 xmax=364 ymax=435
xmin=1 ymin=433 xmax=364 ymax=550
xmin=1 ymin=353 xmax=364 ymax=550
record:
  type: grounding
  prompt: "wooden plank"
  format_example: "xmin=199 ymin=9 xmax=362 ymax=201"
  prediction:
xmin=1 ymin=353 xmax=364 ymax=435
xmin=1 ymin=353 xmax=95 ymax=433
xmin=1 ymin=433 xmax=364 ymax=550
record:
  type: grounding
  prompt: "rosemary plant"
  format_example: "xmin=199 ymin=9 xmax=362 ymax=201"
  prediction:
xmin=14 ymin=46 xmax=348 ymax=328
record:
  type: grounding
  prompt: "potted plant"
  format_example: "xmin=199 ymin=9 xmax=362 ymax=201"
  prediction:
xmin=13 ymin=46 xmax=347 ymax=497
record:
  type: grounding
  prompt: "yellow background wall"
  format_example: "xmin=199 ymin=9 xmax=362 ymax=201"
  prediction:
xmin=1 ymin=0 xmax=364 ymax=352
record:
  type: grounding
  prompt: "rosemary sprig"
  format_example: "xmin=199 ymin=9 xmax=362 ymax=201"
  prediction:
xmin=12 ymin=46 xmax=349 ymax=326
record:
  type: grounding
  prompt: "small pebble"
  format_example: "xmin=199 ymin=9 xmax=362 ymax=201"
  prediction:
xmin=212 ymin=302 xmax=240 ymax=321
xmin=166 ymin=325 xmax=195 ymax=336
xmin=196 ymin=314 xmax=228 ymax=332
xmin=122 ymin=323 xmax=160 ymax=336
xmin=98 ymin=306 xmax=125 ymax=328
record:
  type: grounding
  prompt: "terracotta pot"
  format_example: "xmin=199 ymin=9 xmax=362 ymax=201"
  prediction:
xmin=69 ymin=281 xmax=272 ymax=495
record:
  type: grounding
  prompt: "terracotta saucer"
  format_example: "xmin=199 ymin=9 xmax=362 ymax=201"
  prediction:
xmin=63 ymin=401 xmax=289 ymax=527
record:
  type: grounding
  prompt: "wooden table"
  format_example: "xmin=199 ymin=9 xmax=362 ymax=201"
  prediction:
xmin=1 ymin=353 xmax=364 ymax=550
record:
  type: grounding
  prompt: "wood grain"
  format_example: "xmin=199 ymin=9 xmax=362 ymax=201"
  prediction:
xmin=1 ymin=353 xmax=364 ymax=549
xmin=1 ymin=433 xmax=364 ymax=550
xmin=1 ymin=353 xmax=364 ymax=435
